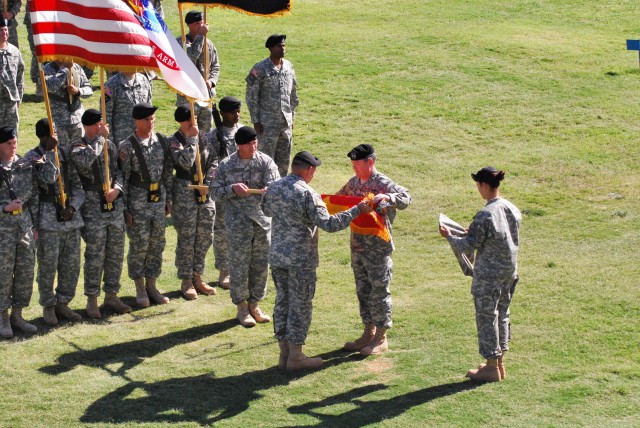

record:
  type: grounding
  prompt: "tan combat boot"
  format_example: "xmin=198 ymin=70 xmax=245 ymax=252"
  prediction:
xmin=193 ymin=274 xmax=216 ymax=295
xmin=278 ymin=340 xmax=289 ymax=370
xmin=466 ymin=358 xmax=501 ymax=382
xmin=236 ymin=301 xmax=256 ymax=327
xmin=248 ymin=302 xmax=271 ymax=323
xmin=55 ymin=302 xmax=82 ymax=322
xmin=286 ymin=343 xmax=323 ymax=371
xmin=218 ymin=269 xmax=230 ymax=290
xmin=103 ymin=293 xmax=132 ymax=314
xmin=360 ymin=327 xmax=388 ymax=356
xmin=43 ymin=306 xmax=58 ymax=326
xmin=146 ymin=277 xmax=170 ymax=305
xmin=86 ymin=296 xmax=101 ymax=319
xmin=344 ymin=324 xmax=376 ymax=352
xmin=0 ymin=309 xmax=13 ymax=338
xmin=10 ymin=307 xmax=38 ymax=333
xmin=135 ymin=278 xmax=150 ymax=307
xmin=478 ymin=355 xmax=506 ymax=380
xmin=181 ymin=278 xmax=198 ymax=300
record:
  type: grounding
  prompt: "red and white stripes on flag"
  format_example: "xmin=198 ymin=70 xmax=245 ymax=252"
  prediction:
xmin=29 ymin=0 xmax=210 ymax=103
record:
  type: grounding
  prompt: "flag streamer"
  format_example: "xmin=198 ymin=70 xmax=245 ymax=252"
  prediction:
xmin=321 ymin=194 xmax=391 ymax=243
xmin=177 ymin=0 xmax=292 ymax=18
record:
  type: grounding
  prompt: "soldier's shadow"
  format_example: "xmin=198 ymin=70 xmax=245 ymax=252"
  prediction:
xmin=286 ymin=381 xmax=483 ymax=427
xmin=80 ymin=349 xmax=363 ymax=425
xmin=39 ymin=318 xmax=238 ymax=376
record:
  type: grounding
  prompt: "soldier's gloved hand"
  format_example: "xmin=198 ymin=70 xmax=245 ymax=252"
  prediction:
xmin=44 ymin=136 xmax=59 ymax=151
xmin=357 ymin=201 xmax=373 ymax=214
xmin=60 ymin=206 xmax=75 ymax=221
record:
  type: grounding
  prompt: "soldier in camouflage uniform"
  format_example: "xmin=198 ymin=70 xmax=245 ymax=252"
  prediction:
xmin=0 ymin=18 xmax=23 ymax=131
xmin=337 ymin=144 xmax=411 ymax=356
xmin=25 ymin=118 xmax=85 ymax=325
xmin=0 ymin=126 xmax=38 ymax=338
xmin=70 ymin=109 xmax=131 ymax=320
xmin=263 ymin=151 xmax=371 ymax=371
xmin=118 ymin=103 xmax=173 ymax=307
xmin=212 ymin=126 xmax=279 ymax=327
xmin=440 ymin=167 xmax=521 ymax=382
xmin=104 ymin=72 xmax=153 ymax=146
xmin=177 ymin=11 xmax=220 ymax=132
xmin=245 ymin=34 xmax=298 ymax=178
xmin=212 ymin=96 xmax=243 ymax=289
xmin=43 ymin=61 xmax=93 ymax=147
xmin=168 ymin=104 xmax=217 ymax=300
xmin=2 ymin=0 xmax=20 ymax=48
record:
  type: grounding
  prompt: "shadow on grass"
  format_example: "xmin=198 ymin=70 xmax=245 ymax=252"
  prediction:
xmin=286 ymin=381 xmax=482 ymax=427
xmin=39 ymin=318 xmax=237 ymax=377
xmin=80 ymin=348 xmax=363 ymax=425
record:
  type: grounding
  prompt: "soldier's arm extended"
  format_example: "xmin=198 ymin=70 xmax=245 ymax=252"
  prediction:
xmin=447 ymin=211 xmax=489 ymax=254
xmin=44 ymin=65 xmax=69 ymax=95
xmin=383 ymin=181 xmax=411 ymax=210
xmin=290 ymin=66 xmax=299 ymax=113
xmin=306 ymin=190 xmax=361 ymax=233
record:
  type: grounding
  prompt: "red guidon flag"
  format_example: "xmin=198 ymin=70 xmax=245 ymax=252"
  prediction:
xmin=29 ymin=0 xmax=209 ymax=102
xmin=177 ymin=0 xmax=292 ymax=17
xmin=321 ymin=194 xmax=391 ymax=243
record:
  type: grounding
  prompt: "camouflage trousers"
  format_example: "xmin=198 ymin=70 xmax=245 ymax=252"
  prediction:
xmin=126 ymin=204 xmax=166 ymax=280
xmin=54 ymin=123 xmax=83 ymax=149
xmin=0 ymin=98 xmax=19 ymax=131
xmin=173 ymin=203 xmax=214 ymax=279
xmin=37 ymin=228 xmax=81 ymax=307
xmin=257 ymin=124 xmax=292 ymax=179
xmin=272 ymin=266 xmax=316 ymax=345
xmin=351 ymin=249 xmax=393 ymax=329
xmin=0 ymin=226 xmax=35 ymax=311
xmin=213 ymin=201 xmax=227 ymax=271
xmin=227 ymin=220 xmax=269 ymax=305
xmin=81 ymin=221 xmax=125 ymax=297
xmin=472 ymin=277 xmax=517 ymax=359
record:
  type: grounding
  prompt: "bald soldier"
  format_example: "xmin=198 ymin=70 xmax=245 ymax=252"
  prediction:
xmin=70 ymin=109 xmax=131 ymax=319
xmin=212 ymin=126 xmax=279 ymax=327
xmin=118 ymin=103 xmax=174 ymax=307
xmin=263 ymin=151 xmax=372 ymax=370
xmin=0 ymin=126 xmax=38 ymax=338
xmin=246 ymin=34 xmax=298 ymax=178
xmin=168 ymin=105 xmax=217 ymax=299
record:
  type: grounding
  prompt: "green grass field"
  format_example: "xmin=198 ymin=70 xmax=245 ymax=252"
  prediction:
xmin=2 ymin=0 xmax=639 ymax=426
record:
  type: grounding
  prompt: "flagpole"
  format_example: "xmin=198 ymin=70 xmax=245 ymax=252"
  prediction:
xmin=99 ymin=67 xmax=113 ymax=211
xmin=38 ymin=62 xmax=67 ymax=209
xmin=187 ymin=102 xmax=207 ymax=197
xmin=179 ymin=6 xmax=186 ymax=49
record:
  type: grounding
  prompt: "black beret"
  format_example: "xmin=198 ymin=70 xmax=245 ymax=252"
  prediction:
xmin=132 ymin=103 xmax=158 ymax=120
xmin=35 ymin=118 xmax=52 ymax=138
xmin=0 ymin=19 xmax=8 ymax=28
xmin=174 ymin=104 xmax=191 ymax=122
xmin=185 ymin=11 xmax=203 ymax=24
xmin=219 ymin=96 xmax=242 ymax=112
xmin=471 ymin=166 xmax=499 ymax=182
xmin=347 ymin=144 xmax=375 ymax=161
xmin=81 ymin=109 xmax=102 ymax=126
xmin=235 ymin=126 xmax=258 ymax=145
xmin=0 ymin=126 xmax=16 ymax=144
xmin=293 ymin=151 xmax=321 ymax=167
xmin=265 ymin=34 xmax=286 ymax=48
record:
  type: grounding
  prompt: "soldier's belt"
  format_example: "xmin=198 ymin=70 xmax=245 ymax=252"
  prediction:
xmin=38 ymin=193 xmax=68 ymax=204
xmin=4 ymin=208 xmax=22 ymax=215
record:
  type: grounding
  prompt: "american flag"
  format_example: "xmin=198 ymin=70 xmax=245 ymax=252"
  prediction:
xmin=30 ymin=0 xmax=210 ymax=102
